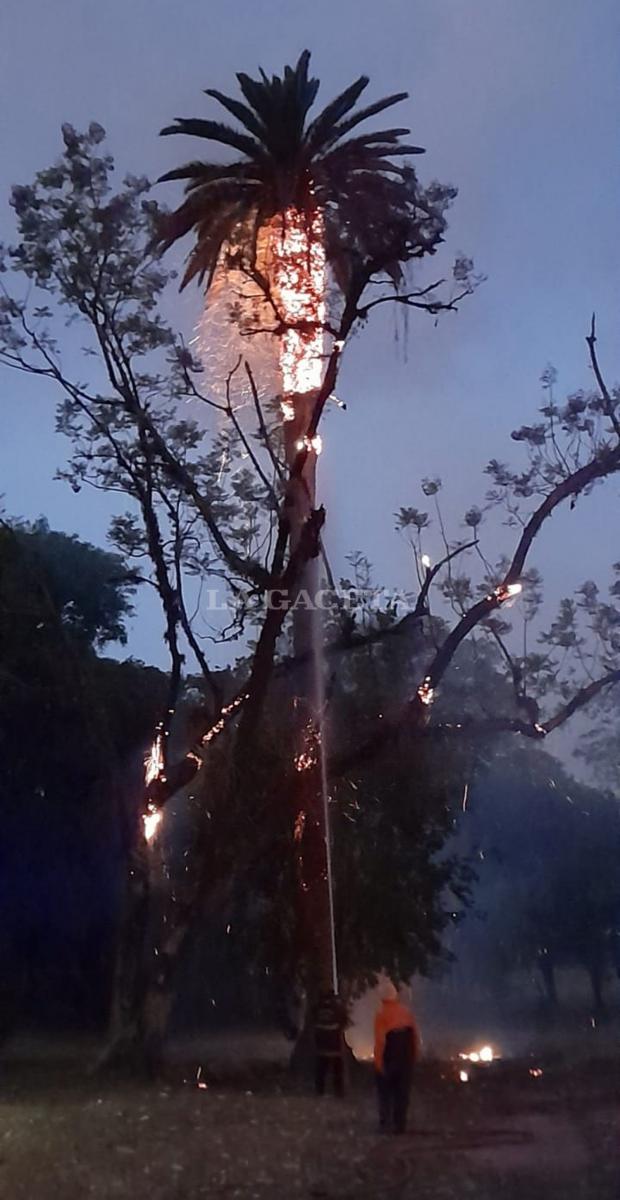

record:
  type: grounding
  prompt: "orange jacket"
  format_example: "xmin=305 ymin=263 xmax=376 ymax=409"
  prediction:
xmin=373 ymin=998 xmax=420 ymax=1070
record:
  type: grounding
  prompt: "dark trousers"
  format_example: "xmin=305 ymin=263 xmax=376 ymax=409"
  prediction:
xmin=376 ymin=1068 xmax=412 ymax=1133
xmin=315 ymin=1054 xmax=344 ymax=1097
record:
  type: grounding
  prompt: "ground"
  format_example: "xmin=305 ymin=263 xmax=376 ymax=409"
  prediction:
xmin=0 ymin=1037 xmax=618 ymax=1198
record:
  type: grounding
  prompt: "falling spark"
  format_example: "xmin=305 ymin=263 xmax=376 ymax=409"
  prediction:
xmin=462 ymin=782 xmax=469 ymax=812
xmin=459 ymin=1070 xmax=469 ymax=1083
xmin=529 ymin=1068 xmax=543 ymax=1079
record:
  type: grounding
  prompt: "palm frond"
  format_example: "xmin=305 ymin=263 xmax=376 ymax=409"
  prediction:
xmin=236 ymin=72 xmax=276 ymax=126
xmin=160 ymin=119 xmax=265 ymax=161
xmin=158 ymin=54 xmax=437 ymax=292
xmin=158 ymin=161 xmax=255 ymax=185
xmin=204 ymin=89 xmax=267 ymax=141
xmin=181 ymin=202 xmax=250 ymax=288
xmin=326 ymin=93 xmax=410 ymax=146
xmin=304 ymin=76 xmax=370 ymax=151
xmin=326 ymin=128 xmax=411 ymax=147
xmin=328 ymin=142 xmax=425 ymax=163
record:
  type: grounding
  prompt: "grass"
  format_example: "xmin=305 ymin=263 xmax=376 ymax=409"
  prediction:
xmin=0 ymin=1039 xmax=617 ymax=1198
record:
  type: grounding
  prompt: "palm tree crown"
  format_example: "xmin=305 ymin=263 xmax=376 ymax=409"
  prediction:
xmin=157 ymin=51 xmax=450 ymax=290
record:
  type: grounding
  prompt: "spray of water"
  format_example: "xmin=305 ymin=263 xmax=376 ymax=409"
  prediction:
xmin=310 ymin=596 xmax=338 ymax=993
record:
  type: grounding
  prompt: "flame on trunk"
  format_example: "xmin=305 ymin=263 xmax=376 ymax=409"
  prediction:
xmin=195 ymin=208 xmax=327 ymax=428
xmin=143 ymin=803 xmax=163 ymax=843
xmin=143 ymin=733 xmax=165 ymax=843
xmin=266 ymin=208 xmax=326 ymax=414
xmin=144 ymin=732 xmax=164 ymax=787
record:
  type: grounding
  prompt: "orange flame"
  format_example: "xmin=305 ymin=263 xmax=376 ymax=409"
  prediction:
xmin=268 ymin=209 xmax=326 ymax=415
xmin=143 ymin=803 xmax=163 ymax=843
xmin=144 ymin=732 xmax=164 ymax=787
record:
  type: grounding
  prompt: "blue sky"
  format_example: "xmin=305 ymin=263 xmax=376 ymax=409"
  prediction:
xmin=1 ymin=0 xmax=619 ymax=668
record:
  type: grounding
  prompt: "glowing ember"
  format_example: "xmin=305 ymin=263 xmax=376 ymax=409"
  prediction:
xmin=459 ymin=1070 xmax=469 ymax=1083
xmin=459 ymin=1044 xmax=496 ymax=1064
xmin=143 ymin=803 xmax=163 ymax=843
xmin=294 ymin=750 xmax=316 ymax=772
xmin=490 ymin=581 xmax=523 ymax=604
xmin=529 ymin=1067 xmax=544 ymax=1078
xmin=295 ymin=433 xmax=323 ymax=455
xmin=294 ymin=720 xmax=321 ymax=772
xmin=200 ymin=692 xmax=248 ymax=746
xmin=417 ymin=676 xmax=435 ymax=707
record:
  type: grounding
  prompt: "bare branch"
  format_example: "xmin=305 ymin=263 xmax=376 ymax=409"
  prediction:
xmin=586 ymin=313 xmax=620 ymax=439
xmin=357 ymin=281 xmax=472 ymax=320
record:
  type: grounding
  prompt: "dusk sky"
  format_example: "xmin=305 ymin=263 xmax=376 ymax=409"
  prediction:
xmin=1 ymin=0 xmax=619 ymax=668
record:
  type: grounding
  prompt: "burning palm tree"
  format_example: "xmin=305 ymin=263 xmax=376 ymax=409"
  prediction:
xmin=156 ymin=52 xmax=450 ymax=993
xmin=157 ymin=48 xmax=442 ymax=623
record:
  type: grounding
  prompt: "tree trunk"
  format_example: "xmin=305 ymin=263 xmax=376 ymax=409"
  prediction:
xmin=97 ymin=832 xmax=152 ymax=1073
xmin=283 ymin=405 xmax=337 ymax=999
xmin=97 ymin=798 xmax=170 ymax=1076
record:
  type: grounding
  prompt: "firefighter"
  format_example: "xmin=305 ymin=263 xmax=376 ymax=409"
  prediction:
xmin=313 ymin=988 xmax=347 ymax=1097
xmin=374 ymin=981 xmax=420 ymax=1134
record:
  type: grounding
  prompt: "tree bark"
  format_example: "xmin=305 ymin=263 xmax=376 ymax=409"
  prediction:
xmin=283 ymin=399 xmax=337 ymax=1006
xmin=96 ymin=824 xmax=154 ymax=1073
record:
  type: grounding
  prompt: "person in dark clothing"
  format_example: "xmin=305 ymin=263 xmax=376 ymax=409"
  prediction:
xmin=313 ymin=989 xmax=347 ymax=1097
xmin=374 ymin=981 xmax=420 ymax=1134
